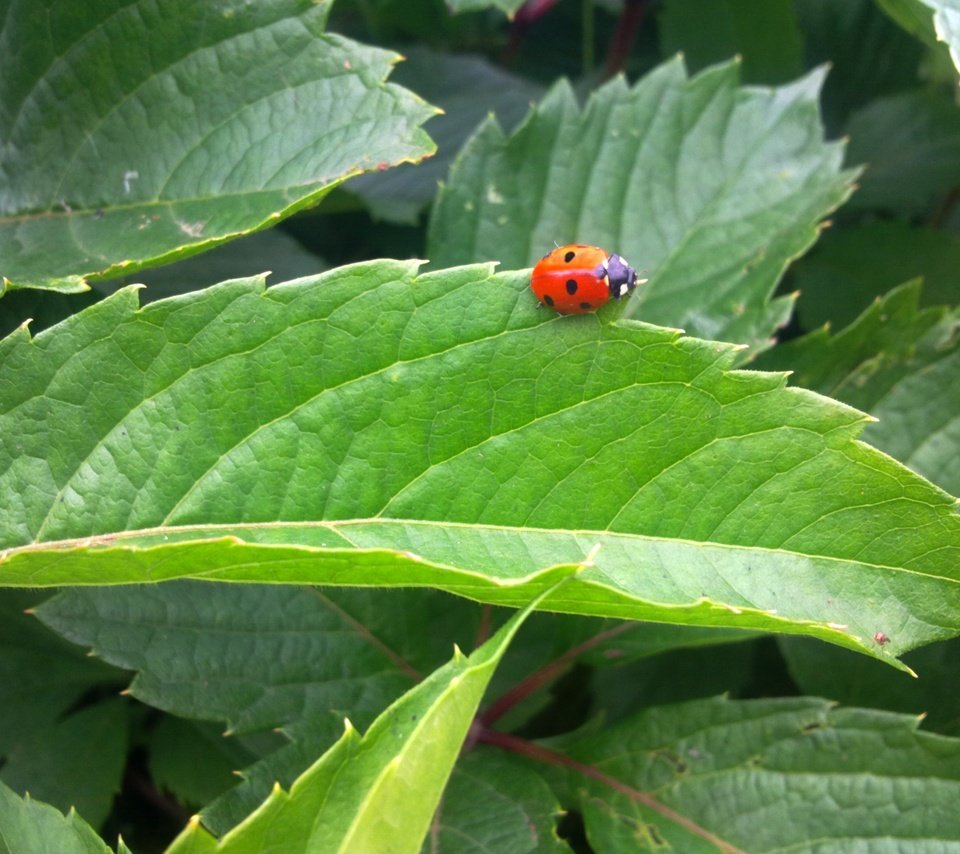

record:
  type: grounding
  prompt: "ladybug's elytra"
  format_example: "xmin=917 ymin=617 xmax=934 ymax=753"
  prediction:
xmin=530 ymin=244 xmax=644 ymax=315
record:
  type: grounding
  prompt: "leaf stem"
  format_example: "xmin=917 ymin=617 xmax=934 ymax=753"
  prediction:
xmin=604 ymin=0 xmax=651 ymax=79
xmin=480 ymin=622 xmax=638 ymax=727
xmin=476 ymin=728 xmax=745 ymax=854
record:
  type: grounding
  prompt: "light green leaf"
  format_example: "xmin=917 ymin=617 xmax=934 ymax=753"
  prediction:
xmin=553 ymin=696 xmax=960 ymax=851
xmin=845 ymin=91 xmax=960 ymax=215
xmin=445 ymin=0 xmax=527 ymax=16
xmin=427 ymin=59 xmax=856 ymax=351
xmin=3 ymin=262 xmax=960 ymax=664
xmin=166 ymin=571 xmax=571 ymax=854
xmin=0 ymin=778 xmax=114 ymax=854
xmin=0 ymin=0 xmax=435 ymax=294
xmin=0 ymin=699 xmax=129 ymax=831
xmin=659 ymin=0 xmax=804 ymax=84
xmin=914 ymin=0 xmax=960 ymax=69
xmin=758 ymin=281 xmax=960 ymax=497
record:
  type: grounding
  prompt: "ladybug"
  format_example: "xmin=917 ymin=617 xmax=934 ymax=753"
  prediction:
xmin=530 ymin=244 xmax=644 ymax=315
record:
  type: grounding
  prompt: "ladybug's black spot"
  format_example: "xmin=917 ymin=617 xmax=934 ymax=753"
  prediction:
xmin=564 ymin=250 xmax=576 ymax=262
xmin=565 ymin=279 xmax=578 ymax=295
xmin=544 ymin=294 xmax=555 ymax=307
xmin=580 ymin=302 xmax=592 ymax=310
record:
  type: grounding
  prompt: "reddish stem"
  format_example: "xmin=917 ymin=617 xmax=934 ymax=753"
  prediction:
xmin=477 ymin=728 xmax=746 ymax=853
xmin=480 ymin=622 xmax=638 ymax=727
xmin=604 ymin=0 xmax=650 ymax=79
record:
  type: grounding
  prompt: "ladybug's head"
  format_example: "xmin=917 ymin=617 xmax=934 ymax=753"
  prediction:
xmin=604 ymin=253 xmax=640 ymax=299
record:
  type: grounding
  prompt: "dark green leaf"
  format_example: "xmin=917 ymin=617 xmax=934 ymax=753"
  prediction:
xmin=795 ymin=0 xmax=923 ymax=129
xmin=426 ymin=750 xmax=569 ymax=853
xmin=791 ymin=221 xmax=960 ymax=331
xmin=554 ymin=696 xmax=960 ymax=850
xmin=845 ymin=91 xmax=960 ymax=214
xmin=346 ymin=48 xmax=544 ymax=223
xmin=0 ymin=0 xmax=435 ymax=293
xmin=147 ymin=718 xmax=258 ymax=810
xmin=658 ymin=0 xmax=804 ymax=84
xmin=0 ymin=590 xmax=123 ymax=756
xmin=427 ymin=60 xmax=856 ymax=351
xmin=781 ymin=636 xmax=960 ymax=736
xmin=0 ymin=699 xmax=129 ymax=831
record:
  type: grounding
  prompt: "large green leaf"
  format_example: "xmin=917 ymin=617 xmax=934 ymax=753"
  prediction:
xmin=550 ymin=696 xmax=960 ymax=850
xmin=3 ymin=262 xmax=960 ymax=664
xmin=166 ymin=574 xmax=568 ymax=853
xmin=427 ymin=59 xmax=856 ymax=351
xmin=0 ymin=0 xmax=435 ymax=294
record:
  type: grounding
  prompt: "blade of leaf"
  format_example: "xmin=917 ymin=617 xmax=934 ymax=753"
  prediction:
xmin=427 ymin=58 xmax=857 ymax=351
xmin=913 ymin=0 xmax=960 ymax=70
xmin=0 ymin=778 xmax=115 ymax=854
xmin=548 ymin=696 xmax=960 ymax=850
xmin=757 ymin=281 xmax=960 ymax=496
xmin=0 ymin=0 xmax=436 ymax=293
xmin=2 ymin=262 xmax=960 ymax=664
xmin=165 ymin=566 xmax=576 ymax=854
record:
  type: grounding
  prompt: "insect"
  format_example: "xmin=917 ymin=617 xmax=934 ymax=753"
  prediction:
xmin=530 ymin=243 xmax=644 ymax=315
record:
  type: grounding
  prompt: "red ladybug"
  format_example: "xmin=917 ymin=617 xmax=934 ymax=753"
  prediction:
xmin=530 ymin=244 xmax=644 ymax=315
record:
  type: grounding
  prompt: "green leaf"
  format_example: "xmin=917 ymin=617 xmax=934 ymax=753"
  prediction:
xmin=444 ymin=0 xmax=527 ymax=16
xmin=427 ymin=59 xmax=856 ymax=351
xmin=552 ymin=696 xmax=960 ymax=850
xmin=791 ymin=221 xmax=960 ymax=331
xmin=914 ymin=0 xmax=960 ymax=70
xmin=0 ymin=778 xmax=114 ymax=854
xmin=781 ymin=636 xmax=960 ymax=736
xmin=758 ymin=281 xmax=960 ymax=497
xmin=346 ymin=48 xmax=544 ymax=223
xmin=426 ymin=750 xmax=569 ymax=853
xmin=658 ymin=0 xmax=804 ymax=84
xmin=0 ymin=0 xmax=436 ymax=294
xmin=3 ymin=262 xmax=960 ymax=663
xmin=795 ymin=0 xmax=924 ymax=129
xmin=166 ymin=572 xmax=571 ymax=853
xmin=147 ymin=717 xmax=258 ymax=810
xmin=0 ymin=590 xmax=123 ymax=756
xmin=0 ymin=699 xmax=129 ymax=831
xmin=37 ymin=584 xmax=478 ymax=735
xmin=845 ymin=91 xmax=960 ymax=215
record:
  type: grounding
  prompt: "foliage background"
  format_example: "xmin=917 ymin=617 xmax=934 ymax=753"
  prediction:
xmin=2 ymin=0 xmax=960 ymax=851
